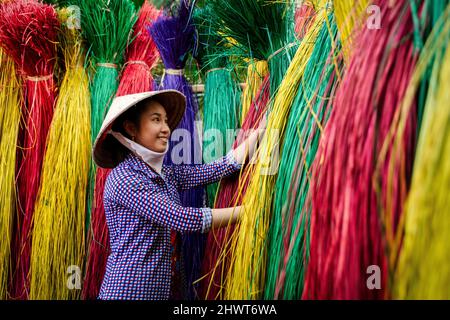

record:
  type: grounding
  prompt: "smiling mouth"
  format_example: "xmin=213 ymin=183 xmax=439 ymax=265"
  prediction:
xmin=158 ymin=137 xmax=168 ymax=142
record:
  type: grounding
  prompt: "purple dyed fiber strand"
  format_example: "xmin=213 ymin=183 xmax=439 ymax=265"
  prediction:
xmin=148 ymin=0 xmax=205 ymax=300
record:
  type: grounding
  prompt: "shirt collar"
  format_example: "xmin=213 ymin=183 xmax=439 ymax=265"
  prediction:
xmin=124 ymin=153 xmax=162 ymax=180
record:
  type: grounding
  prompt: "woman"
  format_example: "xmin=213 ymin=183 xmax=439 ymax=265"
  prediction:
xmin=93 ymin=89 xmax=264 ymax=300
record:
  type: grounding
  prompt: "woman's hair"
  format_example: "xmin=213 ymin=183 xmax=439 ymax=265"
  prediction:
xmin=112 ymin=98 xmax=153 ymax=139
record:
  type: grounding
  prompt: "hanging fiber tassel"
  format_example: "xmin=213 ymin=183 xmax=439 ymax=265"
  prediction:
xmin=302 ymin=0 xmax=419 ymax=300
xmin=379 ymin=4 xmax=450 ymax=299
xmin=394 ymin=19 xmax=450 ymax=301
xmin=375 ymin=0 xmax=450 ymax=296
xmin=149 ymin=0 xmax=204 ymax=300
xmin=194 ymin=5 xmax=241 ymax=207
xmin=77 ymin=0 xmax=137 ymax=299
xmin=198 ymin=75 xmax=270 ymax=300
xmin=265 ymin=14 xmax=342 ymax=300
xmin=295 ymin=1 xmax=316 ymax=39
xmin=240 ymin=61 xmax=269 ymax=126
xmin=224 ymin=0 xmax=330 ymax=300
xmin=207 ymin=0 xmax=297 ymax=102
xmin=83 ymin=0 xmax=160 ymax=300
xmin=29 ymin=8 xmax=91 ymax=300
xmin=333 ymin=0 xmax=369 ymax=62
xmin=0 ymin=48 xmax=21 ymax=300
xmin=0 ymin=0 xmax=60 ymax=300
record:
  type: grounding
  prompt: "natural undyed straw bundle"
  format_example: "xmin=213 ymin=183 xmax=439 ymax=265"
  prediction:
xmin=29 ymin=8 xmax=91 ymax=300
xmin=224 ymin=0 xmax=330 ymax=300
xmin=0 ymin=0 xmax=60 ymax=299
xmin=0 ymin=49 xmax=21 ymax=300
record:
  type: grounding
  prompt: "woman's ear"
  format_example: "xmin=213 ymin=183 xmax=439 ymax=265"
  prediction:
xmin=123 ymin=120 xmax=137 ymax=140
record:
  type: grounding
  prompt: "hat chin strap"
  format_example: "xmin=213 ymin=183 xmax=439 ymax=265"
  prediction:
xmin=109 ymin=130 xmax=168 ymax=175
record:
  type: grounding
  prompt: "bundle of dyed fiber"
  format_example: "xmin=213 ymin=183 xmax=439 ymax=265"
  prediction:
xmin=0 ymin=49 xmax=21 ymax=300
xmin=302 ymin=0 xmax=419 ymax=299
xmin=149 ymin=0 xmax=203 ymax=300
xmin=294 ymin=1 xmax=316 ymax=38
xmin=240 ymin=61 xmax=268 ymax=125
xmin=0 ymin=0 xmax=60 ymax=300
xmin=333 ymin=0 xmax=369 ymax=62
xmin=207 ymin=0 xmax=297 ymax=101
xmin=77 ymin=0 xmax=137 ymax=299
xmin=376 ymin=0 xmax=449 ymax=295
xmin=29 ymin=8 xmax=91 ymax=300
xmin=265 ymin=14 xmax=342 ymax=300
xmin=381 ymin=4 xmax=450 ymax=299
xmin=194 ymin=5 xmax=241 ymax=207
xmin=198 ymin=75 xmax=270 ymax=300
xmin=224 ymin=0 xmax=330 ymax=299
xmin=76 ymin=0 xmax=137 ymax=230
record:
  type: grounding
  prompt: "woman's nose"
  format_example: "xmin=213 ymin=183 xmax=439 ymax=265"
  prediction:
xmin=161 ymin=122 xmax=170 ymax=134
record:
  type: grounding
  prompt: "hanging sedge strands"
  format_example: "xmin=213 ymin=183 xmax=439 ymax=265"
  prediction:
xmin=223 ymin=1 xmax=330 ymax=300
xmin=265 ymin=14 xmax=342 ymax=300
xmin=302 ymin=0 xmax=420 ymax=300
xmin=76 ymin=0 xmax=137 ymax=233
xmin=394 ymin=19 xmax=450 ymax=301
xmin=0 ymin=48 xmax=21 ymax=300
xmin=373 ymin=3 xmax=450 ymax=299
xmin=0 ymin=0 xmax=60 ymax=300
xmin=294 ymin=1 xmax=316 ymax=39
xmin=194 ymin=5 xmax=241 ymax=207
xmin=77 ymin=0 xmax=137 ymax=299
xmin=240 ymin=61 xmax=268 ymax=125
xmin=149 ymin=0 xmax=204 ymax=300
xmin=83 ymin=0 xmax=160 ymax=300
xmin=333 ymin=0 xmax=369 ymax=62
xmin=29 ymin=8 xmax=91 ymax=300
xmin=198 ymin=75 xmax=270 ymax=300
xmin=374 ymin=0 xmax=450 ymax=297
xmin=207 ymin=0 xmax=297 ymax=102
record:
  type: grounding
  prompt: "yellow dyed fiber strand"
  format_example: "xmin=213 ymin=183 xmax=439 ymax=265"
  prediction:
xmin=385 ymin=6 xmax=450 ymax=299
xmin=240 ymin=60 xmax=269 ymax=125
xmin=30 ymin=10 xmax=91 ymax=300
xmin=224 ymin=0 xmax=330 ymax=300
xmin=333 ymin=0 xmax=369 ymax=62
xmin=0 ymin=48 xmax=21 ymax=299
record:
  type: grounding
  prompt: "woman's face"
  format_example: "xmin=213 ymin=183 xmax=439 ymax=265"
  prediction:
xmin=125 ymin=100 xmax=171 ymax=153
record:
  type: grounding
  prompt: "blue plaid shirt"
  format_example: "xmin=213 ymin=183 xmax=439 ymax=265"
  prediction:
xmin=98 ymin=151 xmax=241 ymax=300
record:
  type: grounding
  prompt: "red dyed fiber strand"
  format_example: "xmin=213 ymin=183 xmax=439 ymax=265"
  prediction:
xmin=302 ymin=0 xmax=418 ymax=300
xmin=0 ymin=0 xmax=59 ymax=300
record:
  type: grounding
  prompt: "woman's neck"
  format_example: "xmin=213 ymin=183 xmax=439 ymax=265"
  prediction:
xmin=109 ymin=131 xmax=168 ymax=175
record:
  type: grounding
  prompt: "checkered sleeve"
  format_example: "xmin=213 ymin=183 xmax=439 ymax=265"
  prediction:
xmin=201 ymin=207 xmax=212 ymax=233
xmin=115 ymin=173 xmax=207 ymax=233
xmin=172 ymin=150 xmax=242 ymax=191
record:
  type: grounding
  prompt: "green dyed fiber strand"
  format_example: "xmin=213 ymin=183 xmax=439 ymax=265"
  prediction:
xmin=414 ymin=0 xmax=449 ymax=136
xmin=264 ymin=14 xmax=341 ymax=299
xmin=194 ymin=6 xmax=241 ymax=206
xmin=206 ymin=0 xmax=298 ymax=99
xmin=76 ymin=0 xmax=137 ymax=232
xmin=203 ymin=69 xmax=241 ymax=206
